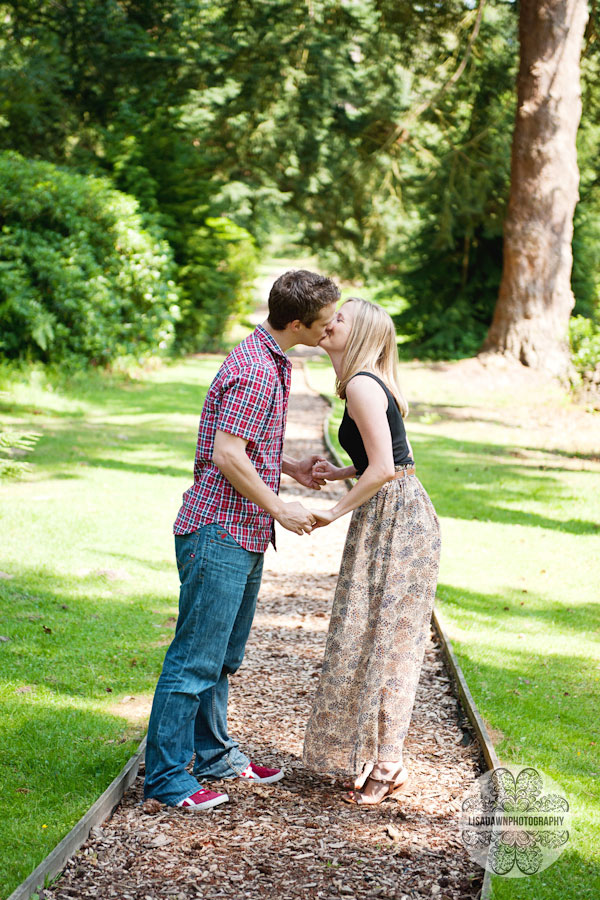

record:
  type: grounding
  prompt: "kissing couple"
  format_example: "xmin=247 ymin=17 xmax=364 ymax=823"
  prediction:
xmin=143 ymin=269 xmax=440 ymax=809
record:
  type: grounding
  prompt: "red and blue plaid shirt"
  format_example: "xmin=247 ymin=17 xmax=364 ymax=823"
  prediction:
xmin=173 ymin=325 xmax=292 ymax=552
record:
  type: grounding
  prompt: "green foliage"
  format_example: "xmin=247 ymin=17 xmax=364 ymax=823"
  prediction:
xmin=573 ymin=52 xmax=600 ymax=324
xmin=179 ymin=0 xmax=520 ymax=356
xmin=377 ymin=4 xmax=516 ymax=357
xmin=108 ymin=124 xmax=258 ymax=351
xmin=0 ymin=151 xmax=178 ymax=366
xmin=2 ymin=0 xmax=600 ymax=359
xmin=175 ymin=216 xmax=257 ymax=351
xmin=0 ymin=429 xmax=39 ymax=479
xmin=185 ymin=0 xmax=488 ymax=278
xmin=569 ymin=316 xmax=600 ymax=376
xmin=0 ymin=2 xmax=257 ymax=353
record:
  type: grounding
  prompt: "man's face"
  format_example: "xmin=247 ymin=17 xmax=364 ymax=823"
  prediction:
xmin=294 ymin=302 xmax=337 ymax=347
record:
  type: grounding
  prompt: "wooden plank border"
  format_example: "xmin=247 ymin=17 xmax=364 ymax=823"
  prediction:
xmin=7 ymin=737 xmax=146 ymax=900
xmin=430 ymin=610 xmax=500 ymax=772
xmin=311 ymin=362 xmax=497 ymax=900
xmin=430 ymin=610 xmax=498 ymax=900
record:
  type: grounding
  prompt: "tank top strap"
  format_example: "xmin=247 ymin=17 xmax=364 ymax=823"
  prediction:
xmin=347 ymin=371 xmax=394 ymax=407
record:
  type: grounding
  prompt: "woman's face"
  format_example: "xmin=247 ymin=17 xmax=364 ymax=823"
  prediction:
xmin=319 ymin=301 xmax=355 ymax=354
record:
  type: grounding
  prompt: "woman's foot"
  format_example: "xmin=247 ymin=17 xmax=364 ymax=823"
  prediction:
xmin=343 ymin=761 xmax=409 ymax=806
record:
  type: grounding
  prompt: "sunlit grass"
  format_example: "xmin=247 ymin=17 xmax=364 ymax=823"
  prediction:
xmin=306 ymin=356 xmax=600 ymax=900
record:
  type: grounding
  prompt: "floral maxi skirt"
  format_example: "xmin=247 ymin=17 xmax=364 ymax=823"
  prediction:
xmin=302 ymin=472 xmax=441 ymax=777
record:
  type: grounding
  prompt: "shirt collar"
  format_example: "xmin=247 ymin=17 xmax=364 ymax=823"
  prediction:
xmin=255 ymin=324 xmax=291 ymax=365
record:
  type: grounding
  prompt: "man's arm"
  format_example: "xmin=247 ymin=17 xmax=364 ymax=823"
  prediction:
xmin=213 ymin=431 xmax=316 ymax=535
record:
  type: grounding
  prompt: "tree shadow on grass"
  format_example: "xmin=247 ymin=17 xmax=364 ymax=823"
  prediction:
xmin=437 ymin=583 xmax=600 ymax=642
xmin=410 ymin=400 xmax=519 ymax=431
xmin=434 ymin=595 xmax=600 ymax=898
xmin=411 ymin=433 xmax=600 ymax=535
xmin=0 ymin=567 xmax=175 ymax=702
xmin=0 ymin=357 xmax=220 ymax=423
xmin=0 ymin=701 xmax=144 ymax=895
xmin=489 ymin=848 xmax=600 ymax=900
xmin=1 ymin=361 xmax=221 ymax=482
xmin=435 ymin=585 xmax=600 ymax=776
xmin=525 ymin=445 xmax=600 ymax=464
xmin=0 ymin=560 xmax=184 ymax=893
xmin=25 ymin=418 xmax=198 ymax=481
xmin=0 ymin=379 xmax=205 ymax=421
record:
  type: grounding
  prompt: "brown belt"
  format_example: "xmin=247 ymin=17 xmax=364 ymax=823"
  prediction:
xmin=392 ymin=467 xmax=416 ymax=479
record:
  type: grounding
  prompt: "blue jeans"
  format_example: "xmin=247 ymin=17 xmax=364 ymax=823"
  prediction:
xmin=144 ymin=524 xmax=264 ymax=805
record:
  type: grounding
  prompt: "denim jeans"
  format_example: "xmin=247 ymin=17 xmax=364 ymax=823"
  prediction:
xmin=144 ymin=524 xmax=264 ymax=805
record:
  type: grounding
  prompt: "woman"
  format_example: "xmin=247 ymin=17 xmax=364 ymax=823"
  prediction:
xmin=303 ymin=298 xmax=441 ymax=805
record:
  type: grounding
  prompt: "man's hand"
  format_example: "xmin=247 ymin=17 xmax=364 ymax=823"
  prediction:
xmin=275 ymin=501 xmax=317 ymax=535
xmin=290 ymin=454 xmax=328 ymax=490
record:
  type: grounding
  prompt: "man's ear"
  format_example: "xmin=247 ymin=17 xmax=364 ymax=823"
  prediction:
xmin=288 ymin=319 xmax=303 ymax=333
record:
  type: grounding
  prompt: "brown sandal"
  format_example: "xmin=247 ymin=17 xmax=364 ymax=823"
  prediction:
xmin=342 ymin=762 xmax=375 ymax=791
xmin=342 ymin=765 xmax=410 ymax=806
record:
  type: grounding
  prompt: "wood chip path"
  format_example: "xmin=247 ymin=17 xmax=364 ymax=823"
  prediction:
xmin=44 ymin=361 xmax=485 ymax=900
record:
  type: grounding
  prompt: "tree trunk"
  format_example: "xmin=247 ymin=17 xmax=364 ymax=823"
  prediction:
xmin=480 ymin=0 xmax=589 ymax=376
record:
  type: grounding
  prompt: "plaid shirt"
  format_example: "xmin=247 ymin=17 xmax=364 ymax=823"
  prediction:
xmin=173 ymin=325 xmax=292 ymax=552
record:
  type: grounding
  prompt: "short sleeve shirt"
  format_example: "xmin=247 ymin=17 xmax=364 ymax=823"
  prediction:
xmin=173 ymin=325 xmax=292 ymax=552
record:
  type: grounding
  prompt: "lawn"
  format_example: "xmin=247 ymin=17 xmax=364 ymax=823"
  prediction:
xmin=0 ymin=359 xmax=221 ymax=896
xmin=306 ymin=355 xmax=600 ymax=900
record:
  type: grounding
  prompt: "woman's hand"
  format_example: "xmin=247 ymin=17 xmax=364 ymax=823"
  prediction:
xmin=312 ymin=459 xmax=342 ymax=481
xmin=308 ymin=508 xmax=337 ymax=529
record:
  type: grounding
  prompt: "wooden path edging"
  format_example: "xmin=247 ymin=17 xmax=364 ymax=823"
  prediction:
xmin=316 ymin=375 xmax=498 ymax=900
xmin=7 ymin=737 xmax=146 ymax=900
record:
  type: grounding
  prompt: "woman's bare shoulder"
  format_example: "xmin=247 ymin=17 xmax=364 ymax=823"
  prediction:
xmin=346 ymin=373 xmax=388 ymax=408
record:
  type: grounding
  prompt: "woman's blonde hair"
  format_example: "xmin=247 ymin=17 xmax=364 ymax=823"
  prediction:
xmin=336 ymin=297 xmax=408 ymax=418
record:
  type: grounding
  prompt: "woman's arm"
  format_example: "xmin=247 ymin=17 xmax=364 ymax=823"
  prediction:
xmin=311 ymin=376 xmax=395 ymax=525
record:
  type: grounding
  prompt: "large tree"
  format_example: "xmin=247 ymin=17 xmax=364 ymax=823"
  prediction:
xmin=481 ymin=0 xmax=589 ymax=375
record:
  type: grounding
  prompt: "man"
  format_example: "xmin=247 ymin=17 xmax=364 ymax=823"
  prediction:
xmin=144 ymin=269 xmax=340 ymax=810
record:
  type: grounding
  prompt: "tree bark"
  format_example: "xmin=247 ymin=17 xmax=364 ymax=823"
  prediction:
xmin=480 ymin=0 xmax=589 ymax=376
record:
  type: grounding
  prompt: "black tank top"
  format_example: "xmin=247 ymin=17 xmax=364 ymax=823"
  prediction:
xmin=338 ymin=371 xmax=413 ymax=476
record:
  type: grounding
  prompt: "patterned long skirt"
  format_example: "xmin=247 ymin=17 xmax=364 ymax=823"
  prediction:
xmin=302 ymin=470 xmax=441 ymax=777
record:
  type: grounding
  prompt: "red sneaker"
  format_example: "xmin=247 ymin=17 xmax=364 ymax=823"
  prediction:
xmin=238 ymin=762 xmax=284 ymax=784
xmin=176 ymin=788 xmax=228 ymax=810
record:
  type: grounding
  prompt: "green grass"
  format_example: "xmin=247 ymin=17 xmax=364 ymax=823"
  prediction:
xmin=0 ymin=358 xmax=221 ymax=897
xmin=306 ymin=357 xmax=600 ymax=900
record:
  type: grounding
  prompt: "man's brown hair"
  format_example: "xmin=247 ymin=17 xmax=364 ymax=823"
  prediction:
xmin=268 ymin=270 xmax=339 ymax=331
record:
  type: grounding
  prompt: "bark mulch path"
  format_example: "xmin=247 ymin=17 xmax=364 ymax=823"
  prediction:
xmin=45 ymin=362 xmax=486 ymax=900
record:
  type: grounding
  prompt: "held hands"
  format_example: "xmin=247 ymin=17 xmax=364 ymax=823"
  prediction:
xmin=280 ymin=456 xmax=339 ymax=533
xmin=294 ymin=455 xmax=328 ymax=490
xmin=275 ymin=501 xmax=336 ymax=534
xmin=276 ymin=501 xmax=317 ymax=535
xmin=312 ymin=458 xmax=342 ymax=482
xmin=308 ymin=507 xmax=336 ymax=529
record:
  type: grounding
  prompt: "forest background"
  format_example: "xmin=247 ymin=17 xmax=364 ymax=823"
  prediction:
xmin=1 ymin=0 xmax=600 ymax=375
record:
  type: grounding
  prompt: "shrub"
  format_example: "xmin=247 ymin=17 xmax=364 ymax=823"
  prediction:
xmin=175 ymin=216 xmax=257 ymax=352
xmin=0 ymin=151 xmax=179 ymax=367
xmin=569 ymin=316 xmax=600 ymax=377
xmin=106 ymin=128 xmax=258 ymax=353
